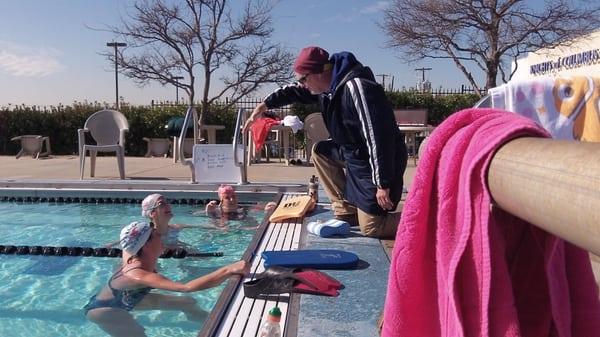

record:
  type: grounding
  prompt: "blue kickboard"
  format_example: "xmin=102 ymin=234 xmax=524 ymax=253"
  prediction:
xmin=262 ymin=249 xmax=359 ymax=269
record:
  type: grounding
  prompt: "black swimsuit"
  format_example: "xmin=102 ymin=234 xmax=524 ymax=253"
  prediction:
xmin=83 ymin=266 xmax=152 ymax=314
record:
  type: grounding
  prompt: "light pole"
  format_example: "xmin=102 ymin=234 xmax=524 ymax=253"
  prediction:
xmin=106 ymin=42 xmax=127 ymax=109
xmin=171 ymin=76 xmax=184 ymax=104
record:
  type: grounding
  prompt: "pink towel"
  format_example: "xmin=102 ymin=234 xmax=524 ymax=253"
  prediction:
xmin=383 ymin=108 xmax=600 ymax=337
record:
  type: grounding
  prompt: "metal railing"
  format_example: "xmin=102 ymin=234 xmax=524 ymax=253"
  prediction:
xmin=232 ymin=108 xmax=248 ymax=184
xmin=178 ymin=106 xmax=196 ymax=183
xmin=178 ymin=106 xmax=248 ymax=184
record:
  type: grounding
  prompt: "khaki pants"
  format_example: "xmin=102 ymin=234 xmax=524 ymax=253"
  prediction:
xmin=312 ymin=145 xmax=400 ymax=239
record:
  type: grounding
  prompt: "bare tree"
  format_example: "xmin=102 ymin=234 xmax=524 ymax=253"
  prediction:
xmin=101 ymin=0 xmax=293 ymax=140
xmin=381 ymin=0 xmax=600 ymax=95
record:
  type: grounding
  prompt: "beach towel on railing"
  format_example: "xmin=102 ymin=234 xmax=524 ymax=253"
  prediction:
xmin=382 ymin=108 xmax=600 ymax=337
xmin=488 ymin=75 xmax=600 ymax=141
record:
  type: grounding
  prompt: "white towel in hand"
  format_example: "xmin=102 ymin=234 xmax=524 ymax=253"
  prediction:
xmin=281 ymin=115 xmax=304 ymax=133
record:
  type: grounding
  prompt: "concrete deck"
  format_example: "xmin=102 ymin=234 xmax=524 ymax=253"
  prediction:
xmin=0 ymin=155 xmax=416 ymax=190
xmin=0 ymin=155 xmax=318 ymax=183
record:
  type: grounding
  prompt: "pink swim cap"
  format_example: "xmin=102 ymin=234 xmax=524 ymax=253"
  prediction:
xmin=217 ymin=184 xmax=235 ymax=199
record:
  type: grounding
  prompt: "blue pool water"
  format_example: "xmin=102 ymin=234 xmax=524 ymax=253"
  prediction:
xmin=0 ymin=200 xmax=265 ymax=337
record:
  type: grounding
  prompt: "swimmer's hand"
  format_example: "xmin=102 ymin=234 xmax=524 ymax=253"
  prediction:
xmin=264 ymin=201 xmax=277 ymax=212
xmin=227 ymin=260 xmax=250 ymax=276
xmin=205 ymin=200 xmax=219 ymax=214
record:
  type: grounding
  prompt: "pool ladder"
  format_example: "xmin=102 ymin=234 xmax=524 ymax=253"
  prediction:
xmin=177 ymin=106 xmax=248 ymax=184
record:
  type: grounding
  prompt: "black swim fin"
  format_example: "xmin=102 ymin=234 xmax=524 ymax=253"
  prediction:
xmin=243 ymin=266 xmax=341 ymax=298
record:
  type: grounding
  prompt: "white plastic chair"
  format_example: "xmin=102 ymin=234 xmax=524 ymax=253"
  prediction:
xmin=303 ymin=113 xmax=330 ymax=163
xmin=11 ymin=135 xmax=52 ymax=159
xmin=143 ymin=137 xmax=172 ymax=158
xmin=78 ymin=109 xmax=129 ymax=179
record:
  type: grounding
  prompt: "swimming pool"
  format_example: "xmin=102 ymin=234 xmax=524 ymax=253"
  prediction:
xmin=0 ymin=192 xmax=274 ymax=337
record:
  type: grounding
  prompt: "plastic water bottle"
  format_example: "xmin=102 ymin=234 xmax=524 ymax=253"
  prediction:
xmin=259 ymin=306 xmax=282 ymax=337
xmin=308 ymin=175 xmax=319 ymax=204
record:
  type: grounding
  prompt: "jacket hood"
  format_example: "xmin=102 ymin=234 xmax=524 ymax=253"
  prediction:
xmin=329 ymin=52 xmax=362 ymax=92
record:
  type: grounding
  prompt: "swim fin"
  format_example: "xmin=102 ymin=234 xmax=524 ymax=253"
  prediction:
xmin=243 ymin=266 xmax=342 ymax=298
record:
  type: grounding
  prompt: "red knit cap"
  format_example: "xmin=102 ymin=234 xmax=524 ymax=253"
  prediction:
xmin=293 ymin=46 xmax=330 ymax=74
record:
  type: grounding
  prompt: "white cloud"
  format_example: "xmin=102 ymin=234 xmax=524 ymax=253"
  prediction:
xmin=325 ymin=13 xmax=355 ymax=23
xmin=326 ymin=1 xmax=390 ymax=23
xmin=360 ymin=1 xmax=389 ymax=14
xmin=0 ymin=41 xmax=64 ymax=77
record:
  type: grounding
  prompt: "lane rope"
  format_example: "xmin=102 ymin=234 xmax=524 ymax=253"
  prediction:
xmin=0 ymin=245 xmax=223 ymax=258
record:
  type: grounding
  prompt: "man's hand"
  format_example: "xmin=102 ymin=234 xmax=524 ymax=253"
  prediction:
xmin=242 ymin=102 xmax=268 ymax=133
xmin=376 ymin=187 xmax=394 ymax=211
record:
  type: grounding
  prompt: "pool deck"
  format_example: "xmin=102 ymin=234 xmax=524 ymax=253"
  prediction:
xmin=0 ymin=155 xmax=416 ymax=185
xmin=0 ymin=155 xmax=320 ymax=184
xmin=0 ymin=154 xmax=417 ymax=337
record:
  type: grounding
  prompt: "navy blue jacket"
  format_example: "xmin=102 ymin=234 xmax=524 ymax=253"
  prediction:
xmin=263 ymin=52 xmax=407 ymax=214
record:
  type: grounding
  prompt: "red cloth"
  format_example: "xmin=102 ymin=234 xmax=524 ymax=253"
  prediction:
xmin=383 ymin=108 xmax=600 ymax=337
xmin=250 ymin=117 xmax=280 ymax=152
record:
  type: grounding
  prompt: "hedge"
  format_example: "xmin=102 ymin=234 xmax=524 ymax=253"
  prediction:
xmin=0 ymin=92 xmax=479 ymax=156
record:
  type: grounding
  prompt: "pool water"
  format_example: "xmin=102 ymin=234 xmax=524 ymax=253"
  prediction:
xmin=0 ymin=200 xmax=264 ymax=337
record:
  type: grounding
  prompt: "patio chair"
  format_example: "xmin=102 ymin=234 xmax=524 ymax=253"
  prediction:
xmin=303 ymin=112 xmax=330 ymax=163
xmin=11 ymin=135 xmax=52 ymax=159
xmin=78 ymin=109 xmax=129 ymax=179
xmin=143 ymin=137 xmax=172 ymax=158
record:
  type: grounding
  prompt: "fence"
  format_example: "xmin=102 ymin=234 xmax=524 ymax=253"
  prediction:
xmin=232 ymin=98 xmax=292 ymax=119
xmin=149 ymin=98 xmax=292 ymax=116
xmin=393 ymin=85 xmax=487 ymax=96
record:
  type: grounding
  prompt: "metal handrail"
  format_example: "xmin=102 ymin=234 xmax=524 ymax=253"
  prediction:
xmin=178 ymin=106 xmax=196 ymax=183
xmin=232 ymin=108 xmax=248 ymax=184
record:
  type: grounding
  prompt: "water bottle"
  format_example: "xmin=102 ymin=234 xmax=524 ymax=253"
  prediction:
xmin=259 ymin=306 xmax=282 ymax=337
xmin=308 ymin=175 xmax=319 ymax=204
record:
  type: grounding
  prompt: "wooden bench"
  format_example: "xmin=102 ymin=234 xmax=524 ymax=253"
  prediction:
xmin=394 ymin=109 xmax=431 ymax=164
xmin=393 ymin=108 xmax=428 ymax=126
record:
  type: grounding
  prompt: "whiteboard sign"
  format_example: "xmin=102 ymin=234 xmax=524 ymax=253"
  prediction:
xmin=193 ymin=144 xmax=243 ymax=184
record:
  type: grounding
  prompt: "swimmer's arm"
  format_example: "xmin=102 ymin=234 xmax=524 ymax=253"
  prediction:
xmin=169 ymin=223 xmax=193 ymax=230
xmin=127 ymin=260 xmax=249 ymax=292
xmin=103 ymin=239 xmax=120 ymax=248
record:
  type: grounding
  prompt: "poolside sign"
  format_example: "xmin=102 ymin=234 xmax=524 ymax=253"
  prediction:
xmin=193 ymin=144 xmax=243 ymax=183
xmin=529 ymin=48 xmax=600 ymax=76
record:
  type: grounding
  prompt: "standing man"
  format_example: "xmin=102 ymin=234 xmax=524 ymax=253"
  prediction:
xmin=244 ymin=46 xmax=407 ymax=238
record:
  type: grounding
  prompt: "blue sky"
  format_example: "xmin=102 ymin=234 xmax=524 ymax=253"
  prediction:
xmin=0 ymin=0 xmax=485 ymax=107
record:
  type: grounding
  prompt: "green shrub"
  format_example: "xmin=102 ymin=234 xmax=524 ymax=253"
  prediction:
xmin=0 ymin=92 xmax=478 ymax=156
xmin=386 ymin=91 xmax=480 ymax=125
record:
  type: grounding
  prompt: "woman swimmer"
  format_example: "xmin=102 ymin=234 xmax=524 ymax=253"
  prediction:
xmin=205 ymin=184 xmax=276 ymax=219
xmin=104 ymin=194 xmax=196 ymax=251
xmin=84 ymin=204 xmax=249 ymax=336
